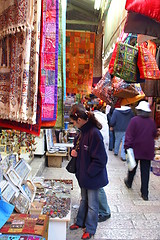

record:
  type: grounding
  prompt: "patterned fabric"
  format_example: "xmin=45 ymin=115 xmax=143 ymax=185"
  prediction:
xmin=66 ymin=31 xmax=95 ymax=95
xmin=112 ymin=42 xmax=138 ymax=83
xmin=0 ymin=235 xmax=45 ymax=240
xmin=137 ymin=45 xmax=160 ymax=80
xmin=0 ymin=0 xmax=41 ymax=124
xmin=41 ymin=0 xmax=59 ymax=121
xmin=93 ymin=34 xmax=102 ymax=78
xmin=0 ymin=0 xmax=42 ymax=136
xmin=0 ymin=0 xmax=34 ymax=38
xmin=61 ymin=0 xmax=67 ymax=101
xmin=0 ymin=214 xmax=48 ymax=240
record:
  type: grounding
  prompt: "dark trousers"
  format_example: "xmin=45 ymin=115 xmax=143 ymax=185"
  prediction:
xmin=109 ymin=130 xmax=115 ymax=151
xmin=127 ymin=159 xmax=151 ymax=197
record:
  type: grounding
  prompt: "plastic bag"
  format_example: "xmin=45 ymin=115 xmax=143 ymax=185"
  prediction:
xmin=126 ymin=148 xmax=136 ymax=171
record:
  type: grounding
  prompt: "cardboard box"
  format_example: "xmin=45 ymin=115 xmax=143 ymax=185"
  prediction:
xmin=29 ymin=202 xmax=44 ymax=215
xmin=48 ymin=155 xmax=63 ymax=167
xmin=46 ymin=152 xmax=67 ymax=168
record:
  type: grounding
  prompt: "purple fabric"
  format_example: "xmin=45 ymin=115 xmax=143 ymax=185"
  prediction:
xmin=124 ymin=116 xmax=157 ymax=160
xmin=41 ymin=0 xmax=59 ymax=121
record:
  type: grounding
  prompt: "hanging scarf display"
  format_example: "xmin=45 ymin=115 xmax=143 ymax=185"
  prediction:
xmin=0 ymin=0 xmax=34 ymax=38
xmin=41 ymin=0 xmax=59 ymax=122
xmin=0 ymin=0 xmax=42 ymax=136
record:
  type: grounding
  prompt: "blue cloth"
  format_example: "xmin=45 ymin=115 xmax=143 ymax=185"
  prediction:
xmin=98 ymin=188 xmax=111 ymax=217
xmin=110 ymin=107 xmax=134 ymax=132
xmin=0 ymin=196 xmax=14 ymax=229
xmin=75 ymin=121 xmax=108 ymax=189
xmin=76 ymin=188 xmax=99 ymax=234
xmin=114 ymin=131 xmax=126 ymax=160
xmin=124 ymin=116 xmax=157 ymax=160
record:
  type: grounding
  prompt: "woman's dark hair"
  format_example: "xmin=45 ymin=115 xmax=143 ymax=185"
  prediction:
xmin=69 ymin=103 xmax=102 ymax=130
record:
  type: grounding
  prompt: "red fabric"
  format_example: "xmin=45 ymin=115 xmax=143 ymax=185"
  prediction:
xmin=108 ymin=43 xmax=118 ymax=75
xmin=137 ymin=45 xmax=160 ymax=80
xmin=125 ymin=0 xmax=160 ymax=23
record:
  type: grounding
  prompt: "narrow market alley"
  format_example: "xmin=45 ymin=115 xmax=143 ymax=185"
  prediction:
xmin=37 ymin=150 xmax=160 ymax=240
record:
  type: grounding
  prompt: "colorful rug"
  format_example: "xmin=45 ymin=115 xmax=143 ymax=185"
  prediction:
xmin=0 ymin=214 xmax=49 ymax=240
xmin=0 ymin=235 xmax=45 ymax=240
xmin=41 ymin=0 xmax=59 ymax=122
xmin=66 ymin=31 xmax=95 ymax=95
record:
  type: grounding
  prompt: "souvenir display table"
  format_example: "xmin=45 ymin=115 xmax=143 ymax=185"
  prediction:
xmin=48 ymin=211 xmax=71 ymax=240
xmin=32 ymin=178 xmax=72 ymax=240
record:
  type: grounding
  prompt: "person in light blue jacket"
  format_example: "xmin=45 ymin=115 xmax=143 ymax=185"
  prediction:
xmin=110 ymin=105 xmax=134 ymax=161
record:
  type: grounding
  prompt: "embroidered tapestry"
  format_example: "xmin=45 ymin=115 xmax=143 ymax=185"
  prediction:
xmin=66 ymin=31 xmax=95 ymax=95
xmin=41 ymin=0 xmax=59 ymax=122
xmin=0 ymin=0 xmax=34 ymax=38
xmin=0 ymin=214 xmax=48 ymax=240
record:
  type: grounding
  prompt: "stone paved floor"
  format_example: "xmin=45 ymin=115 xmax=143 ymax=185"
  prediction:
xmin=37 ymin=150 xmax=160 ymax=240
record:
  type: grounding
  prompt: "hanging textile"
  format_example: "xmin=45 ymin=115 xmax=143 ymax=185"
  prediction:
xmin=0 ymin=0 xmax=34 ymax=38
xmin=0 ymin=0 xmax=41 ymax=124
xmin=62 ymin=0 xmax=67 ymax=101
xmin=66 ymin=31 xmax=95 ymax=95
xmin=0 ymin=0 xmax=42 ymax=136
xmin=41 ymin=0 xmax=59 ymax=122
xmin=93 ymin=34 xmax=102 ymax=78
xmin=41 ymin=4 xmax=62 ymax=128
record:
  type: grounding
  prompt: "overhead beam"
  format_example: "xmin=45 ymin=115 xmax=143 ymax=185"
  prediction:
xmin=67 ymin=3 xmax=96 ymax=19
xmin=66 ymin=19 xmax=98 ymax=25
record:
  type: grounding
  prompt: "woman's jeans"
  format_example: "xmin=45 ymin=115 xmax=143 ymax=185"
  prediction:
xmin=109 ymin=130 xmax=115 ymax=150
xmin=76 ymin=188 xmax=99 ymax=234
xmin=98 ymin=188 xmax=111 ymax=217
xmin=114 ymin=131 xmax=126 ymax=160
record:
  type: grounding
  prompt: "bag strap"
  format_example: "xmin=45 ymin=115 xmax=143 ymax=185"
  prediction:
xmin=75 ymin=133 xmax=81 ymax=151
xmin=124 ymin=33 xmax=137 ymax=45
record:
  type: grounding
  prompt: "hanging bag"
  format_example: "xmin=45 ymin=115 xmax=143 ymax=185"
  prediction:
xmin=109 ymin=35 xmax=139 ymax=83
xmin=137 ymin=44 xmax=160 ymax=80
xmin=66 ymin=133 xmax=81 ymax=174
xmin=112 ymin=76 xmax=139 ymax=98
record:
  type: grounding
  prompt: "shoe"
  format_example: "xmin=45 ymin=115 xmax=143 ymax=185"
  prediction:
xmin=114 ymin=153 xmax=118 ymax=156
xmin=81 ymin=232 xmax=93 ymax=239
xmin=69 ymin=223 xmax=81 ymax=230
xmin=124 ymin=178 xmax=131 ymax=189
xmin=141 ymin=194 xmax=148 ymax=201
xmin=98 ymin=214 xmax=111 ymax=222
xmin=121 ymin=157 xmax=126 ymax=161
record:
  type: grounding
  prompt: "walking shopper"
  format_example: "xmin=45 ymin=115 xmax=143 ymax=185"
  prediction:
xmin=93 ymin=109 xmax=111 ymax=222
xmin=110 ymin=105 xmax=134 ymax=161
xmin=69 ymin=103 xmax=108 ymax=239
xmin=124 ymin=101 xmax=157 ymax=200
xmin=107 ymin=106 xmax=115 ymax=151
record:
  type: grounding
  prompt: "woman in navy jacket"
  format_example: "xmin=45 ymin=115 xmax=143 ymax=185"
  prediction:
xmin=69 ymin=103 xmax=108 ymax=239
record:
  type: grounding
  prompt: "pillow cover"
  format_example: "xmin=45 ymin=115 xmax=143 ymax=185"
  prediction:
xmin=125 ymin=0 xmax=160 ymax=23
xmin=124 ymin=12 xmax=160 ymax=38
